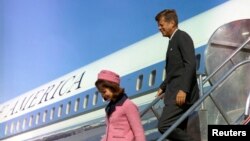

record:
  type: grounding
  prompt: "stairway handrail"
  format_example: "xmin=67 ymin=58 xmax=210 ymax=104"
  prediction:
xmin=203 ymin=37 xmax=250 ymax=85
xmin=244 ymin=91 xmax=250 ymax=118
xmin=157 ymin=59 xmax=250 ymax=141
xmin=140 ymin=95 xmax=163 ymax=117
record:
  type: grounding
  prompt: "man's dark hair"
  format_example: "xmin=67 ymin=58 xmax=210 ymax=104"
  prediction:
xmin=155 ymin=9 xmax=178 ymax=26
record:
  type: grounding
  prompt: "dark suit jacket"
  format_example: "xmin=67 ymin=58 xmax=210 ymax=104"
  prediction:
xmin=160 ymin=29 xmax=199 ymax=105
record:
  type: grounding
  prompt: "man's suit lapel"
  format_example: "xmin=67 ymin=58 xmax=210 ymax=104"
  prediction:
xmin=167 ymin=29 xmax=179 ymax=56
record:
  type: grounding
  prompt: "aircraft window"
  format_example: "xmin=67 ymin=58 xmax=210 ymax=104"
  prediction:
xmin=93 ymin=92 xmax=98 ymax=106
xmin=162 ymin=68 xmax=166 ymax=81
xmin=43 ymin=110 xmax=47 ymax=123
xmin=149 ymin=70 xmax=156 ymax=86
xmin=66 ymin=101 xmax=71 ymax=115
xmin=74 ymin=98 xmax=80 ymax=112
xmin=16 ymin=120 xmax=20 ymax=132
xmin=22 ymin=118 xmax=27 ymax=130
xmin=50 ymin=107 xmax=55 ymax=120
xmin=4 ymin=124 xmax=8 ymax=135
xmin=83 ymin=95 xmax=89 ymax=109
xmin=29 ymin=115 xmax=33 ymax=127
xmin=136 ymin=75 xmax=143 ymax=91
xmin=58 ymin=105 xmax=63 ymax=117
xmin=10 ymin=122 xmax=14 ymax=134
xmin=36 ymin=113 xmax=40 ymax=125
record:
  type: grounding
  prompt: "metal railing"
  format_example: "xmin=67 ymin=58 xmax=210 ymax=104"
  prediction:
xmin=140 ymin=95 xmax=162 ymax=118
xmin=157 ymin=59 xmax=250 ymax=141
xmin=203 ymin=37 xmax=250 ymax=85
xmin=244 ymin=91 xmax=250 ymax=119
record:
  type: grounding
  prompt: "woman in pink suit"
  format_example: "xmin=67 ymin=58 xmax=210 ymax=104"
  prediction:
xmin=95 ymin=70 xmax=146 ymax=141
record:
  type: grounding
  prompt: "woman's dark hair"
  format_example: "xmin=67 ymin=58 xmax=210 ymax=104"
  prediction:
xmin=95 ymin=79 xmax=124 ymax=99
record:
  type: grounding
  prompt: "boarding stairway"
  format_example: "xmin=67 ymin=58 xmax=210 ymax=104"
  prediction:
xmin=140 ymin=19 xmax=250 ymax=141
xmin=140 ymin=59 xmax=250 ymax=141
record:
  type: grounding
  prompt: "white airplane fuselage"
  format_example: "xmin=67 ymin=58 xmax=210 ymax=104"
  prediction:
xmin=1 ymin=0 xmax=250 ymax=140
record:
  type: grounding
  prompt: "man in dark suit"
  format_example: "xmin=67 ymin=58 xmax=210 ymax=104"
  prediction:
xmin=155 ymin=9 xmax=199 ymax=141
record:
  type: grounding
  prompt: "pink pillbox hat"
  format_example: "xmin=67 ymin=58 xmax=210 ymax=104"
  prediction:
xmin=97 ymin=70 xmax=120 ymax=84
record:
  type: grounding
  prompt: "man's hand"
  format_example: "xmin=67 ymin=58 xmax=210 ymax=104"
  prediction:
xmin=156 ymin=88 xmax=164 ymax=99
xmin=176 ymin=90 xmax=186 ymax=106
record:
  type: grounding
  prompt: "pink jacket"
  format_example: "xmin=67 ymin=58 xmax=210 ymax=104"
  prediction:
xmin=101 ymin=99 xmax=146 ymax=141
